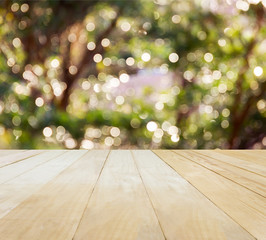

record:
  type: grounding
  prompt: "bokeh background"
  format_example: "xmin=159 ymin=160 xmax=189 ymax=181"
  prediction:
xmin=0 ymin=0 xmax=265 ymax=149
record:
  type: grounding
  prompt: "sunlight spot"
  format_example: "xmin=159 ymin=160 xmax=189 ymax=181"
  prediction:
xmin=218 ymin=83 xmax=227 ymax=93
xmin=168 ymin=126 xmax=178 ymax=135
xmin=119 ymin=73 xmax=130 ymax=83
xmin=93 ymin=54 xmax=102 ymax=63
xmin=12 ymin=38 xmax=21 ymax=48
xmin=121 ymin=22 xmax=131 ymax=32
xmin=171 ymin=134 xmax=180 ymax=143
xmin=141 ymin=52 xmax=151 ymax=62
xmin=222 ymin=108 xmax=230 ymax=117
xmin=101 ymin=38 xmax=110 ymax=47
xmin=155 ymin=102 xmax=164 ymax=110
xmin=105 ymin=137 xmax=114 ymax=146
xmin=218 ymin=39 xmax=226 ymax=47
xmin=21 ymin=3 xmax=29 ymax=13
xmin=43 ymin=127 xmax=52 ymax=137
xmin=213 ymin=70 xmax=222 ymax=80
xmin=69 ymin=65 xmax=78 ymax=75
xmin=248 ymin=0 xmax=260 ymax=4
xmin=184 ymin=70 xmax=194 ymax=81
xmin=154 ymin=129 xmax=164 ymax=138
xmin=86 ymin=22 xmax=95 ymax=32
xmin=87 ymin=42 xmax=96 ymax=51
xmin=147 ymin=121 xmax=158 ymax=132
xmin=109 ymin=77 xmax=120 ymax=88
xmin=35 ymin=97 xmax=44 ymax=107
xmin=11 ymin=3 xmax=19 ymax=12
xmin=115 ymin=96 xmax=124 ymax=105
xmin=110 ymin=127 xmax=120 ymax=137
xmin=169 ymin=53 xmax=179 ymax=63
xmin=204 ymin=53 xmax=213 ymax=62
xmin=81 ymin=140 xmax=94 ymax=149
xmin=103 ymin=58 xmax=112 ymax=66
xmin=51 ymin=59 xmax=60 ymax=68
xmin=254 ymin=66 xmax=263 ymax=77
xmin=172 ymin=15 xmax=181 ymax=24
xmin=236 ymin=0 xmax=249 ymax=11
xmin=221 ymin=120 xmax=229 ymax=128
xmin=257 ymin=100 xmax=265 ymax=111
xmin=126 ymin=57 xmax=135 ymax=66
xmin=65 ymin=138 xmax=77 ymax=149
xmin=82 ymin=81 xmax=91 ymax=90
xmin=12 ymin=116 xmax=21 ymax=126
xmin=7 ymin=58 xmax=15 ymax=67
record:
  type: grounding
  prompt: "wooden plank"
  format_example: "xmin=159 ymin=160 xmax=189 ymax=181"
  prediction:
xmin=242 ymin=150 xmax=266 ymax=160
xmin=194 ymin=150 xmax=266 ymax=177
xmin=0 ymin=150 xmax=86 ymax=218
xmin=73 ymin=150 xmax=164 ymax=240
xmin=0 ymin=150 xmax=109 ymax=240
xmin=154 ymin=150 xmax=266 ymax=240
xmin=174 ymin=150 xmax=266 ymax=197
xmin=217 ymin=150 xmax=266 ymax=167
xmin=0 ymin=150 xmax=27 ymax=157
xmin=0 ymin=150 xmax=65 ymax=184
xmin=132 ymin=150 xmax=255 ymax=240
xmin=0 ymin=150 xmax=43 ymax=168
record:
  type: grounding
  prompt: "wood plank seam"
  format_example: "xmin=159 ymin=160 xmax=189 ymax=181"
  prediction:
xmin=73 ymin=150 xmax=165 ymax=240
xmin=0 ymin=150 xmax=88 ymax=220
xmin=215 ymin=150 xmax=266 ymax=167
xmin=194 ymin=150 xmax=266 ymax=178
xmin=72 ymin=150 xmax=111 ymax=239
xmin=173 ymin=151 xmax=266 ymax=198
xmin=0 ymin=151 xmax=74 ymax=185
xmin=0 ymin=151 xmax=66 ymax=185
xmin=0 ymin=150 xmax=109 ymax=239
xmin=0 ymin=151 xmax=43 ymax=169
xmin=152 ymin=150 xmax=261 ymax=240
xmin=0 ymin=150 xmax=27 ymax=157
xmin=130 ymin=150 xmax=167 ymax=240
xmin=172 ymin=150 xmax=266 ymax=206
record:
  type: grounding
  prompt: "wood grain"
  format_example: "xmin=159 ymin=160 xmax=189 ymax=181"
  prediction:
xmin=194 ymin=150 xmax=266 ymax=177
xmin=0 ymin=150 xmax=27 ymax=157
xmin=175 ymin=150 xmax=266 ymax=197
xmin=0 ymin=150 xmax=265 ymax=240
xmin=74 ymin=150 xmax=164 ymax=240
xmin=154 ymin=150 xmax=266 ymax=240
xmin=135 ymin=150 xmax=255 ymax=240
xmin=0 ymin=150 xmax=86 ymax=218
xmin=0 ymin=150 xmax=65 ymax=184
xmin=216 ymin=150 xmax=266 ymax=167
xmin=0 ymin=150 xmax=43 ymax=168
xmin=0 ymin=150 xmax=109 ymax=240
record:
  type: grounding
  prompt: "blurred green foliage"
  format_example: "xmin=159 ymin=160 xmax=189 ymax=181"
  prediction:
xmin=0 ymin=0 xmax=265 ymax=149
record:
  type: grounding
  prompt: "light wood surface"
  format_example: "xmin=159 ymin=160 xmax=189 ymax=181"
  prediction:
xmin=0 ymin=150 xmax=43 ymax=168
xmin=0 ymin=150 xmax=85 ymax=218
xmin=0 ymin=150 xmax=265 ymax=240
xmin=175 ymin=150 xmax=266 ymax=197
xmin=133 ymin=150 xmax=255 ymax=240
xmin=74 ymin=150 xmax=164 ymax=240
xmin=0 ymin=151 xmax=65 ymax=184
xmin=216 ymin=150 xmax=266 ymax=166
xmin=154 ymin=150 xmax=266 ymax=240
xmin=0 ymin=150 xmax=108 ymax=240
xmin=0 ymin=150 xmax=27 ymax=157
xmin=194 ymin=150 xmax=266 ymax=176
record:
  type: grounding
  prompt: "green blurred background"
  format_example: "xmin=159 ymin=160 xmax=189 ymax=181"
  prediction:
xmin=0 ymin=0 xmax=265 ymax=149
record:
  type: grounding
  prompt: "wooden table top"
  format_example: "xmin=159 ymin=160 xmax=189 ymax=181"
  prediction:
xmin=0 ymin=150 xmax=265 ymax=240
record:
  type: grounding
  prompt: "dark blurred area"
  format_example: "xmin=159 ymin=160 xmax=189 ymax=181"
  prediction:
xmin=0 ymin=0 xmax=265 ymax=149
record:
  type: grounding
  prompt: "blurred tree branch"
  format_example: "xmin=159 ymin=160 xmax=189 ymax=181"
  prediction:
xmin=59 ymin=8 xmax=122 ymax=110
xmin=229 ymin=5 xmax=265 ymax=148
